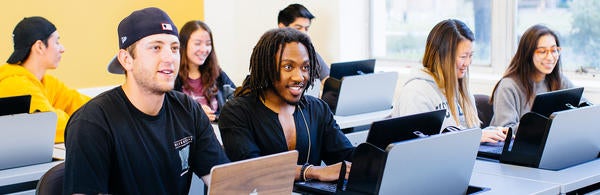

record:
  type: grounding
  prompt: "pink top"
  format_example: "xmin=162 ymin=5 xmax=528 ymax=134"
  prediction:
xmin=182 ymin=77 xmax=218 ymax=111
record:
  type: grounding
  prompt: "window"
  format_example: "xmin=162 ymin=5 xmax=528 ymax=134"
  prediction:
xmin=371 ymin=0 xmax=492 ymax=66
xmin=517 ymin=0 xmax=600 ymax=74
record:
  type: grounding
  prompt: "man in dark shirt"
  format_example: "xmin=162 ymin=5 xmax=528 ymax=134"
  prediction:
xmin=219 ymin=28 xmax=354 ymax=182
xmin=278 ymin=3 xmax=330 ymax=81
xmin=63 ymin=7 xmax=229 ymax=194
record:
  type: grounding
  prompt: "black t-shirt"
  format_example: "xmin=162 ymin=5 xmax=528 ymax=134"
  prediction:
xmin=64 ymin=87 xmax=229 ymax=194
xmin=218 ymin=94 xmax=354 ymax=165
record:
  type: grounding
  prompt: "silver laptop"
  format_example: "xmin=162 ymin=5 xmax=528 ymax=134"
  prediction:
xmin=378 ymin=128 xmax=482 ymax=194
xmin=207 ymin=150 xmax=297 ymax=194
xmin=538 ymin=105 xmax=600 ymax=170
xmin=323 ymin=71 xmax=398 ymax=116
xmin=0 ymin=112 xmax=57 ymax=170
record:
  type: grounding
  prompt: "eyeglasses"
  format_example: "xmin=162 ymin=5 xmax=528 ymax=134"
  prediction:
xmin=534 ymin=46 xmax=561 ymax=58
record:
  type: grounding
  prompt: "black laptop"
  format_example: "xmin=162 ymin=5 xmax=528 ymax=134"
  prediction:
xmin=0 ymin=95 xmax=31 ymax=116
xmin=366 ymin=109 xmax=446 ymax=149
xmin=329 ymin=59 xmax=375 ymax=80
xmin=530 ymin=87 xmax=583 ymax=118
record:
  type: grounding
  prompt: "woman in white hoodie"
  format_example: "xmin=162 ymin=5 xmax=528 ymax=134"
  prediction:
xmin=392 ymin=19 xmax=506 ymax=143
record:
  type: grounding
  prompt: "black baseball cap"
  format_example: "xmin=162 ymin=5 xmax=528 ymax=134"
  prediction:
xmin=107 ymin=7 xmax=179 ymax=74
xmin=7 ymin=17 xmax=56 ymax=64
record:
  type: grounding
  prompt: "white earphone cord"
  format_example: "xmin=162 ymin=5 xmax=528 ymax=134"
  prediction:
xmin=298 ymin=106 xmax=311 ymax=165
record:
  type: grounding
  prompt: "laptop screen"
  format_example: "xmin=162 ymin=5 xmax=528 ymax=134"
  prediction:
xmin=0 ymin=95 xmax=31 ymax=116
xmin=329 ymin=59 xmax=375 ymax=80
xmin=530 ymin=87 xmax=583 ymax=118
xmin=366 ymin=109 xmax=446 ymax=150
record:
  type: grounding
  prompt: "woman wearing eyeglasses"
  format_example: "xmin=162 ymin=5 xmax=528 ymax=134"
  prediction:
xmin=489 ymin=24 xmax=582 ymax=130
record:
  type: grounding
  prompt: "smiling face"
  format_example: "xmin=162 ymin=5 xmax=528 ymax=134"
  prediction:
xmin=532 ymin=34 xmax=559 ymax=80
xmin=186 ymin=28 xmax=212 ymax=68
xmin=455 ymin=39 xmax=473 ymax=79
xmin=266 ymin=42 xmax=310 ymax=106
xmin=41 ymin=31 xmax=65 ymax=69
xmin=123 ymin=34 xmax=180 ymax=94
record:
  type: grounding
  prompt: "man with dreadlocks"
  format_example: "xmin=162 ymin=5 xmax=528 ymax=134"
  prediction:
xmin=218 ymin=28 xmax=354 ymax=182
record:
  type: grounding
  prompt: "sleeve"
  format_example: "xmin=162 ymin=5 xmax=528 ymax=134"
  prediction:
xmin=44 ymin=75 xmax=91 ymax=115
xmin=315 ymin=52 xmax=330 ymax=80
xmin=317 ymin=100 xmax=354 ymax=165
xmin=392 ymin=80 xmax=437 ymax=117
xmin=489 ymin=79 xmax=521 ymax=129
xmin=0 ymin=75 xmax=81 ymax=143
xmin=190 ymin=102 xmax=230 ymax=177
xmin=63 ymin=106 xmax=113 ymax=194
xmin=218 ymin=70 xmax=237 ymax=88
xmin=218 ymin=99 xmax=262 ymax=161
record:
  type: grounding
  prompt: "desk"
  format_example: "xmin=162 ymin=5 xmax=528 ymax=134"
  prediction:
xmin=470 ymin=172 xmax=560 ymax=194
xmin=475 ymin=159 xmax=600 ymax=194
xmin=334 ymin=109 xmax=391 ymax=129
xmin=0 ymin=161 xmax=62 ymax=194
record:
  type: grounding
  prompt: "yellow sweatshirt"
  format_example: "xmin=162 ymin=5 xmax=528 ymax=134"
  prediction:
xmin=0 ymin=63 xmax=90 ymax=143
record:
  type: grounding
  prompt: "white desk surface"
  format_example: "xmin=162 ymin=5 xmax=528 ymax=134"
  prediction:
xmin=334 ymin=109 xmax=391 ymax=129
xmin=475 ymin=159 xmax=600 ymax=193
xmin=471 ymin=172 xmax=560 ymax=195
xmin=0 ymin=161 xmax=62 ymax=187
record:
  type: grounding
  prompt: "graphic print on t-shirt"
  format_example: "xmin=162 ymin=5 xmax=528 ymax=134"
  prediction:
xmin=174 ymin=136 xmax=193 ymax=176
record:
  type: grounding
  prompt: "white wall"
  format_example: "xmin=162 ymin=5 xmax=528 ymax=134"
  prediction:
xmin=204 ymin=0 xmax=370 ymax=85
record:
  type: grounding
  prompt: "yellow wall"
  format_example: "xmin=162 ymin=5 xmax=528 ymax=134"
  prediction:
xmin=1 ymin=1 xmax=203 ymax=88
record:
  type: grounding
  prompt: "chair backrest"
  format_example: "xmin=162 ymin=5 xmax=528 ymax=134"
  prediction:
xmin=36 ymin=162 xmax=65 ymax=195
xmin=474 ymin=94 xmax=493 ymax=128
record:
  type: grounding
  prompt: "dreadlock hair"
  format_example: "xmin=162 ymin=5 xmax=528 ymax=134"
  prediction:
xmin=422 ymin=19 xmax=479 ymax=128
xmin=235 ymin=27 xmax=318 ymax=101
xmin=490 ymin=24 xmax=563 ymax=105
xmin=178 ymin=20 xmax=220 ymax=101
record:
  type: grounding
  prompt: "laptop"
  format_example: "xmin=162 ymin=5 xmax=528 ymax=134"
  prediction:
xmin=329 ymin=59 xmax=375 ymax=80
xmin=322 ymin=72 xmax=398 ymax=116
xmin=0 ymin=112 xmax=57 ymax=170
xmin=377 ymin=128 xmax=482 ymax=194
xmin=207 ymin=150 xmax=297 ymax=194
xmin=530 ymin=87 xmax=583 ymax=118
xmin=295 ymin=128 xmax=482 ymax=194
xmin=477 ymin=128 xmax=513 ymax=160
xmin=366 ymin=109 xmax=446 ymax=149
xmin=0 ymin=95 xmax=31 ymax=116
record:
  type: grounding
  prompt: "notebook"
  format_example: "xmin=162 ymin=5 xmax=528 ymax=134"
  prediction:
xmin=207 ymin=150 xmax=297 ymax=194
xmin=530 ymin=87 xmax=583 ymax=118
xmin=295 ymin=128 xmax=482 ymax=194
xmin=377 ymin=128 xmax=482 ymax=194
xmin=329 ymin=59 xmax=375 ymax=80
xmin=0 ymin=112 xmax=57 ymax=170
xmin=366 ymin=109 xmax=446 ymax=149
xmin=321 ymin=71 xmax=398 ymax=116
xmin=0 ymin=95 xmax=31 ymax=116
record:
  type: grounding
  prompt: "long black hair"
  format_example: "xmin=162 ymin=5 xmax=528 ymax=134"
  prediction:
xmin=235 ymin=28 xmax=319 ymax=101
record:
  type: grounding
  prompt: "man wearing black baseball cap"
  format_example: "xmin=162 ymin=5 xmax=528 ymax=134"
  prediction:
xmin=64 ymin=7 xmax=229 ymax=194
xmin=0 ymin=16 xmax=90 ymax=143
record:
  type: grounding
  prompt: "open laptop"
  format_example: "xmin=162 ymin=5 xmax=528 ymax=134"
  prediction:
xmin=366 ymin=109 xmax=446 ymax=149
xmin=295 ymin=128 xmax=482 ymax=194
xmin=497 ymin=105 xmax=600 ymax=170
xmin=0 ymin=95 xmax=31 ymax=116
xmin=0 ymin=112 xmax=57 ymax=170
xmin=207 ymin=150 xmax=297 ymax=194
xmin=530 ymin=87 xmax=583 ymax=118
xmin=329 ymin=59 xmax=375 ymax=80
xmin=322 ymin=72 xmax=398 ymax=116
xmin=376 ymin=128 xmax=482 ymax=194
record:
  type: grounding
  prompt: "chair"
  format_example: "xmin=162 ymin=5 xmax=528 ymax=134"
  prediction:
xmin=474 ymin=94 xmax=493 ymax=128
xmin=36 ymin=162 xmax=64 ymax=195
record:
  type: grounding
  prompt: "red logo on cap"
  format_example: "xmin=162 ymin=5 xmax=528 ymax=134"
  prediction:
xmin=162 ymin=23 xmax=173 ymax=31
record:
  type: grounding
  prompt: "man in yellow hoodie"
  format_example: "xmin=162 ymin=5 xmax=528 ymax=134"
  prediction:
xmin=0 ymin=16 xmax=90 ymax=143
